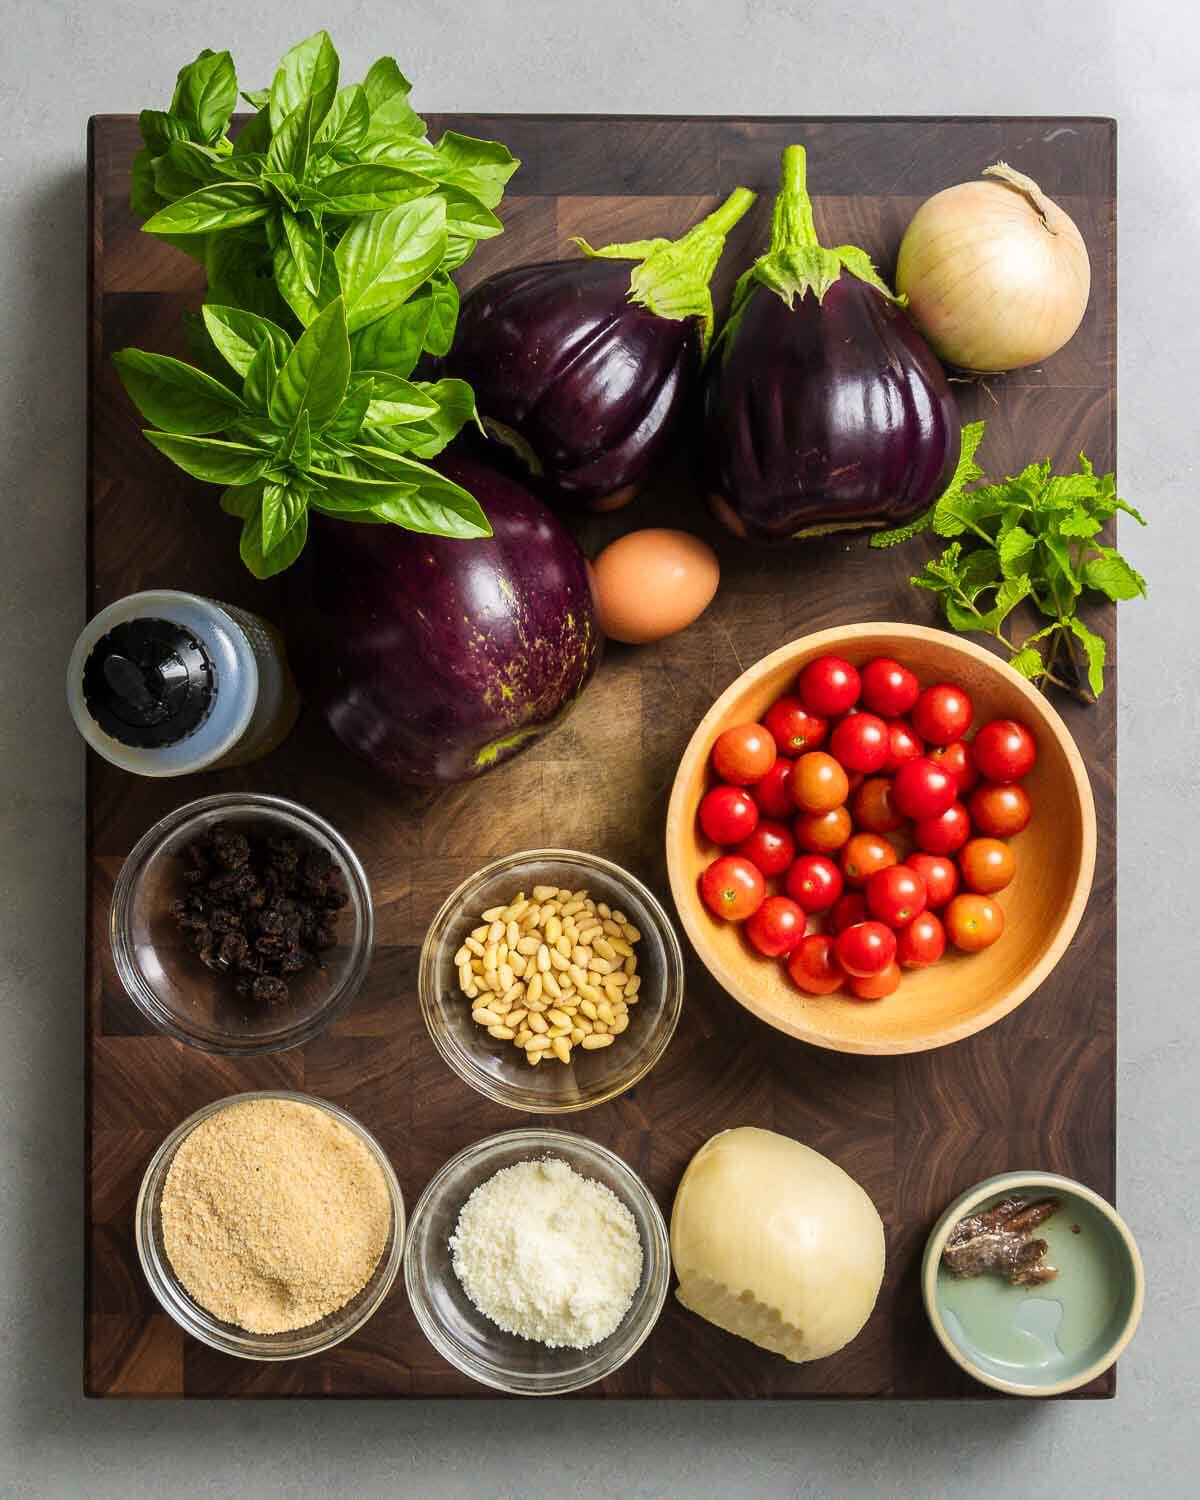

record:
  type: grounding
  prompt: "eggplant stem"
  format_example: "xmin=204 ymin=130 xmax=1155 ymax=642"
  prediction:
xmin=771 ymin=144 xmax=821 ymax=253
xmin=690 ymin=186 xmax=757 ymax=243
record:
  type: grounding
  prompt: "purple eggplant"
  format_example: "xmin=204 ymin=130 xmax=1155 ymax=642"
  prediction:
xmin=289 ymin=455 xmax=601 ymax=785
xmin=705 ymin=146 xmax=959 ymax=542
xmin=443 ymin=189 xmax=755 ymax=510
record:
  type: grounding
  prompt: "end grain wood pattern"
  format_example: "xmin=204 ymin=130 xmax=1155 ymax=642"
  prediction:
xmin=86 ymin=115 xmax=1117 ymax=1399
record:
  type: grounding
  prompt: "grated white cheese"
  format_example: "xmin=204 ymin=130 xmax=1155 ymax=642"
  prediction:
xmin=449 ymin=1156 xmax=643 ymax=1348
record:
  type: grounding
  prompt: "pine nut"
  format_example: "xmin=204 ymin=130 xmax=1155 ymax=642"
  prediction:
xmin=517 ymin=935 xmax=539 ymax=956
xmin=527 ymin=1047 xmax=543 ymax=1066
xmin=570 ymin=1027 xmax=586 ymax=1044
xmin=555 ymin=934 xmax=572 ymax=958
xmin=572 ymin=945 xmax=591 ymax=966
xmin=597 ymin=901 xmax=612 ymax=918
xmin=472 ymin=1006 xmax=502 ymax=1026
xmin=609 ymin=937 xmax=635 ymax=958
xmin=547 ymin=1008 xmax=572 ymax=1028
xmin=580 ymin=998 xmax=599 ymax=1020
xmin=506 ymin=920 xmax=520 ymax=949
xmin=482 ymin=905 xmax=506 ymax=922
xmin=453 ymin=944 xmax=472 ymax=967
xmin=533 ymin=885 xmax=557 ymax=900
xmin=507 ymin=1008 xmax=528 ymax=1028
xmin=625 ymin=975 xmax=641 ymax=996
xmin=610 ymin=1014 xmax=630 ymax=1035
xmin=588 ymin=957 xmax=615 ymax=975
xmin=482 ymin=943 xmax=498 ymax=973
xmin=526 ymin=1035 xmax=551 ymax=1052
xmin=536 ymin=944 xmax=551 ymax=972
xmin=464 ymin=936 xmax=485 ymax=956
xmin=547 ymin=1023 xmax=571 ymax=1039
xmin=515 ymin=1028 xmax=533 ymax=1047
xmin=552 ymin=1036 xmax=572 ymax=1064
xmin=509 ymin=954 xmax=527 ymax=978
xmin=470 ymin=925 xmax=490 ymax=941
xmin=526 ymin=973 xmax=543 ymax=1005
xmin=488 ymin=1024 xmax=516 ymax=1039
xmin=597 ymin=1001 xmax=615 ymax=1025
xmin=462 ymin=979 xmax=478 ymax=999
xmin=542 ymin=971 xmax=562 ymax=1000
xmin=581 ymin=1033 xmax=614 ymax=1050
xmin=500 ymin=983 xmax=524 ymax=1007
xmin=505 ymin=899 xmax=529 ymax=921
xmin=549 ymin=948 xmax=570 ymax=971
xmin=545 ymin=914 xmax=562 ymax=944
xmin=611 ymin=909 xmax=628 ymax=925
xmin=528 ymin=1013 xmax=549 ymax=1034
xmin=578 ymin=980 xmax=604 ymax=1004
xmin=593 ymin=937 xmax=616 ymax=960
xmin=561 ymin=898 xmax=585 ymax=917
xmin=487 ymin=920 xmax=505 ymax=943
xmin=621 ymin=923 xmax=641 ymax=944
xmin=624 ymin=956 xmax=637 ymax=976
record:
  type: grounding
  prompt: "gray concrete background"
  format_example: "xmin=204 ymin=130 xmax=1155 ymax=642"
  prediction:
xmin=2 ymin=1 xmax=1196 ymax=1495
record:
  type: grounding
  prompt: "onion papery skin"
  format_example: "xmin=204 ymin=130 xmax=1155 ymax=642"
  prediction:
xmin=895 ymin=172 xmax=1091 ymax=373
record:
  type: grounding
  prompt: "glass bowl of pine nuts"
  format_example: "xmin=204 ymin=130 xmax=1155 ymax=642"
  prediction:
xmin=419 ymin=849 xmax=684 ymax=1112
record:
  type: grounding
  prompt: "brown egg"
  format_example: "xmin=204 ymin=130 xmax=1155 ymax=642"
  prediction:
xmin=591 ymin=529 xmax=720 ymax=644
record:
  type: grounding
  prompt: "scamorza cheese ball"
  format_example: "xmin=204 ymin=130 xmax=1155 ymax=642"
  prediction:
xmin=670 ymin=1126 xmax=885 ymax=1362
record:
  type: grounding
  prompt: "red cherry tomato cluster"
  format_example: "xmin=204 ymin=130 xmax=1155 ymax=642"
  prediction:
xmin=696 ymin=656 xmax=1039 ymax=1002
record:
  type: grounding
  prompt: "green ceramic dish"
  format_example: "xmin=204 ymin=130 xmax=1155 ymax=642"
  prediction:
xmin=922 ymin=1171 xmax=1144 ymax=1397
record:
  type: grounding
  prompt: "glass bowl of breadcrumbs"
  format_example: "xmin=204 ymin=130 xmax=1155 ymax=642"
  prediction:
xmin=136 ymin=1090 xmax=404 ymax=1360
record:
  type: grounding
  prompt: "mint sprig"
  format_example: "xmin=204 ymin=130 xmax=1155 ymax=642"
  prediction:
xmin=874 ymin=434 xmax=1146 ymax=700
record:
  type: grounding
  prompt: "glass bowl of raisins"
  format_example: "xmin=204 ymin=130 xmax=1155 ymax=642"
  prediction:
xmin=110 ymin=794 xmax=374 ymax=1054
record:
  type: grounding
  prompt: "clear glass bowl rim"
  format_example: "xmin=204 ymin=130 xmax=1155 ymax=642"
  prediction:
xmin=110 ymin=791 xmax=375 ymax=1055
xmin=135 ymin=1089 xmax=405 ymax=1361
xmin=417 ymin=847 xmax=684 ymax=1113
xmin=403 ymin=1126 xmax=672 ymax=1394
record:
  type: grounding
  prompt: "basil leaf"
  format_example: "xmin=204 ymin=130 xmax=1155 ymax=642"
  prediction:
xmin=424 ymin=272 xmax=459 ymax=356
xmin=390 ymin=377 xmax=481 ymax=459
xmin=438 ymin=233 xmax=477 ymax=274
xmin=269 ymin=296 xmax=350 ymax=431
xmin=241 ymin=88 xmax=269 ymax=109
xmin=348 ymin=294 xmax=432 ymax=376
xmin=316 ymin=163 xmax=433 ymax=214
xmin=139 ymin=109 xmax=191 ymax=156
xmin=201 ymin=304 xmax=294 ymax=377
xmin=316 ymin=84 xmax=370 ymax=148
xmin=130 ymin=150 xmax=167 ymax=219
xmin=307 ymin=467 xmax=411 ymax=511
xmin=145 ymin=432 xmax=272 ymax=485
xmin=233 ymin=106 xmax=272 ymax=156
xmin=278 ymin=410 xmax=313 ymax=470
xmin=242 ymin=339 xmax=279 ymax=413
xmin=113 ymin=350 xmax=243 ymax=433
xmin=334 ymin=197 xmax=446 ymax=332
xmin=268 ymin=97 xmax=315 ymax=178
xmin=272 ymin=231 xmax=339 ymax=327
xmin=363 ymin=373 xmax=439 ymax=426
xmin=241 ymin=503 xmax=308 ymax=578
xmin=152 ymin=140 xmax=226 ymax=200
xmin=432 ymin=131 xmax=520 ymax=210
xmin=281 ymin=209 xmax=325 ymax=298
xmin=260 ymin=479 xmax=309 ymax=555
xmin=362 ymin=56 xmax=425 ymax=138
xmin=170 ymin=49 xmax=238 ymax=143
xmin=205 ymin=236 xmax=288 ymax=320
xmin=143 ymin=182 xmax=271 ymax=235
xmin=349 ymin=448 xmax=491 ymax=538
xmin=270 ymin=30 xmax=339 ymax=133
xmin=324 ymin=378 xmax=374 ymax=443
xmin=438 ymin=183 xmax=504 ymax=241
xmin=220 ymin=480 xmax=262 ymax=519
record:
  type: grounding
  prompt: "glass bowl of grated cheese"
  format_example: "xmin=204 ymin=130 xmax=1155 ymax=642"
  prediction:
xmin=404 ymin=1128 xmax=671 ymax=1394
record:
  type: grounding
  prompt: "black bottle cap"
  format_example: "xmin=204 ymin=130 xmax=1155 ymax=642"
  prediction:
xmin=81 ymin=618 xmax=215 ymax=749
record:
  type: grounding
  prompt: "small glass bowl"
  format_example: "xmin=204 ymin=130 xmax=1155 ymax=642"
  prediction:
xmin=404 ymin=1128 xmax=670 ymax=1394
xmin=419 ymin=849 xmax=684 ymax=1112
xmin=135 ymin=1091 xmax=405 ymax=1361
xmin=111 ymin=793 xmax=374 ymax=1054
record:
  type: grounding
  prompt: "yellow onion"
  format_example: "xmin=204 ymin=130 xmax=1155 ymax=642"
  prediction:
xmin=895 ymin=161 xmax=1091 ymax=373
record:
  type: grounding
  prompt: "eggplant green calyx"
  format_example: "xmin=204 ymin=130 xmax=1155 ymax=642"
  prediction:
xmin=738 ymin=144 xmax=900 ymax=312
xmin=572 ymin=187 xmax=756 ymax=350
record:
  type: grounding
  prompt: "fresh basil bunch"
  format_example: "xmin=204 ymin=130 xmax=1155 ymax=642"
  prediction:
xmin=117 ymin=31 xmax=519 ymax=574
xmin=131 ymin=32 xmax=516 ymax=326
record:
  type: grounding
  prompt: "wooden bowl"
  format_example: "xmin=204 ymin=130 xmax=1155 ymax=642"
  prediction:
xmin=666 ymin=623 xmax=1097 ymax=1055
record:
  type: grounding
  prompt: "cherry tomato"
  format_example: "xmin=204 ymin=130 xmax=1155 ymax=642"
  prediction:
xmin=841 ymin=832 xmax=899 ymax=888
xmin=794 ymin=805 xmax=853 ymax=854
xmin=928 ymin=739 xmax=979 ymax=795
xmin=791 ymin=751 xmax=850 ymax=814
xmin=700 ymin=855 xmax=766 ymax=922
xmin=745 ymin=895 xmax=807 ymax=957
xmin=896 ymin=910 xmax=946 ymax=968
xmin=849 ymin=960 xmax=902 ymax=1000
xmin=851 ymin=776 xmax=906 ymax=835
xmin=968 ymin=781 xmax=1032 ymax=838
xmin=797 ymin=655 xmax=861 ymax=717
xmin=698 ymin=785 xmax=759 ymax=845
xmin=914 ymin=801 xmax=971 ymax=856
xmin=711 ymin=722 xmax=776 ymax=785
xmin=734 ymin=819 xmax=796 ymax=878
xmin=892 ymin=756 xmax=957 ymax=820
xmin=959 ymin=837 xmax=1015 ymax=894
xmin=844 ymin=769 xmax=866 ymax=795
xmin=828 ymin=891 xmax=867 ymax=933
xmin=829 ymin=712 xmax=889 ymax=773
xmin=786 ymin=933 xmax=844 ymax=995
xmin=945 ymin=893 xmax=1005 ymax=952
xmin=883 ymin=717 xmax=925 ymax=772
xmin=865 ymin=864 xmax=928 ymax=928
xmin=835 ymin=920 xmax=897 ymax=977
xmin=763 ymin=696 xmax=828 ymax=756
xmin=972 ymin=718 xmax=1038 ymax=782
xmin=785 ymin=853 xmax=844 ymax=913
xmin=751 ymin=757 xmax=795 ymax=819
xmin=860 ymin=657 xmax=920 ymax=717
xmin=912 ymin=683 xmax=974 ymax=745
xmin=906 ymin=853 xmax=959 ymax=909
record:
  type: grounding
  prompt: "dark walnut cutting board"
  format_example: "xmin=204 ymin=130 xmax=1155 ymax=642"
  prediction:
xmin=85 ymin=114 xmax=1117 ymax=1398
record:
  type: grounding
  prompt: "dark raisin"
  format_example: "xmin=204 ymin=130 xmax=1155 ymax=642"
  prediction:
xmin=252 ymin=975 xmax=289 ymax=1005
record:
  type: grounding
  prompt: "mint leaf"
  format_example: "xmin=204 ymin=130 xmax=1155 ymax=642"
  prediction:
xmin=998 ymin=524 xmax=1037 ymax=577
xmin=871 ymin=510 xmax=932 ymax=548
xmin=1066 ymin=616 xmax=1107 ymax=697
xmin=1057 ymin=508 xmax=1103 ymax=537
xmin=1009 ymin=644 xmax=1045 ymax=680
xmin=1084 ymin=553 xmax=1147 ymax=601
